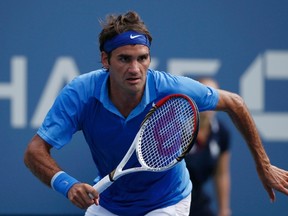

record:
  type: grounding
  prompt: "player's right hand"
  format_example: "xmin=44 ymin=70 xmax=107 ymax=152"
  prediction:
xmin=67 ymin=183 xmax=99 ymax=209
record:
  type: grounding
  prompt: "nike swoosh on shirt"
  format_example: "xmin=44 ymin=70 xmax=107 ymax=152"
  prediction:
xmin=130 ymin=34 xmax=142 ymax=39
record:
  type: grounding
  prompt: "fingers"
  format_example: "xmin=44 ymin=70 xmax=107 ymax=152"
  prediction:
xmin=263 ymin=185 xmax=276 ymax=202
xmin=67 ymin=183 xmax=100 ymax=209
xmin=258 ymin=165 xmax=288 ymax=201
xmin=89 ymin=190 xmax=100 ymax=205
xmin=270 ymin=166 xmax=288 ymax=193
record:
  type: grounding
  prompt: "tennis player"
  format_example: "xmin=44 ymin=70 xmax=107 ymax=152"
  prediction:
xmin=24 ymin=11 xmax=288 ymax=216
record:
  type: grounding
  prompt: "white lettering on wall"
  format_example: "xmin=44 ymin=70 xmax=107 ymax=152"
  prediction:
xmin=2 ymin=53 xmax=288 ymax=142
xmin=0 ymin=56 xmax=27 ymax=128
xmin=31 ymin=57 xmax=80 ymax=127
xmin=167 ymin=59 xmax=221 ymax=76
xmin=240 ymin=50 xmax=288 ymax=141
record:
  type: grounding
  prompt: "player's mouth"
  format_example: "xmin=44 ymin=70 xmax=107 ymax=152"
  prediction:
xmin=126 ymin=77 xmax=141 ymax=84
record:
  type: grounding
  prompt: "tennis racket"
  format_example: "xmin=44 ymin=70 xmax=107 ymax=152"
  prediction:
xmin=92 ymin=93 xmax=199 ymax=194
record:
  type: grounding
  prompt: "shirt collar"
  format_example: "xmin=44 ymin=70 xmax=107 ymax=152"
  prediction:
xmin=99 ymin=72 xmax=154 ymax=121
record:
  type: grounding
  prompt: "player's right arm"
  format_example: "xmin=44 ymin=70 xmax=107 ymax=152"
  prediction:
xmin=24 ymin=134 xmax=99 ymax=209
xmin=24 ymin=134 xmax=61 ymax=185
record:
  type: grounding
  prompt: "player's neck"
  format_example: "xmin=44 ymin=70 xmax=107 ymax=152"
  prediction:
xmin=109 ymin=89 xmax=143 ymax=118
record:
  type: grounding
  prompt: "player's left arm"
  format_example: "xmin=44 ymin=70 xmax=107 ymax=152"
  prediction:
xmin=24 ymin=134 xmax=99 ymax=209
xmin=215 ymin=89 xmax=288 ymax=201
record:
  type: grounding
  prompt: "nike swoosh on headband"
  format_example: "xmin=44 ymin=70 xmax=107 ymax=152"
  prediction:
xmin=130 ymin=34 xmax=142 ymax=39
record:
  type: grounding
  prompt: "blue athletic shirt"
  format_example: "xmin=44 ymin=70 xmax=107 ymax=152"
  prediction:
xmin=37 ymin=69 xmax=219 ymax=215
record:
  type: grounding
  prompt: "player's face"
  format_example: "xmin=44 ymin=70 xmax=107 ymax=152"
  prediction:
xmin=102 ymin=44 xmax=150 ymax=96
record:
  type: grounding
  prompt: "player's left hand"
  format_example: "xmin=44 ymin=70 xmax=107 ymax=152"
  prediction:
xmin=257 ymin=164 xmax=288 ymax=202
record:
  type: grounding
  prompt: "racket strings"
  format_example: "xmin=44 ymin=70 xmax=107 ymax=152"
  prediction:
xmin=138 ymin=97 xmax=197 ymax=170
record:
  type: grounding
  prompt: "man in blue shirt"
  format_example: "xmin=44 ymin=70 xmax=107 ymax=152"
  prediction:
xmin=24 ymin=11 xmax=288 ymax=216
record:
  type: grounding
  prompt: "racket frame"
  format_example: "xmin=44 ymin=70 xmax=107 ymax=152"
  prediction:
xmin=92 ymin=93 xmax=199 ymax=194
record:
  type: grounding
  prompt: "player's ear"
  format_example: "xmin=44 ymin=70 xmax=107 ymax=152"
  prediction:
xmin=101 ymin=51 xmax=109 ymax=69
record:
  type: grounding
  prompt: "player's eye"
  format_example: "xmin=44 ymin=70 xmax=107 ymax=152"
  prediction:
xmin=138 ymin=54 xmax=149 ymax=62
xmin=118 ymin=55 xmax=131 ymax=63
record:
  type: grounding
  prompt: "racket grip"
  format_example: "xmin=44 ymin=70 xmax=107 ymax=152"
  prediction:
xmin=92 ymin=175 xmax=113 ymax=194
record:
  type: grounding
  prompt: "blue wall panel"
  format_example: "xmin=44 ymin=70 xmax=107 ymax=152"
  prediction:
xmin=0 ymin=0 xmax=287 ymax=215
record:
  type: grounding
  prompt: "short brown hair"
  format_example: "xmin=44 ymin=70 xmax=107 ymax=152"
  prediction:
xmin=99 ymin=11 xmax=152 ymax=52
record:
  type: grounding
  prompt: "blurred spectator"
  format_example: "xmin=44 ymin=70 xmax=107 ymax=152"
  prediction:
xmin=185 ymin=78 xmax=231 ymax=216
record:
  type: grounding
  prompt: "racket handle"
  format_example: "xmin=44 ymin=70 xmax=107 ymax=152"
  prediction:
xmin=92 ymin=175 xmax=113 ymax=194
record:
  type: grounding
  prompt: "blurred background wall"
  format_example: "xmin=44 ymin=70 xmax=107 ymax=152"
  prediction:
xmin=0 ymin=0 xmax=287 ymax=215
